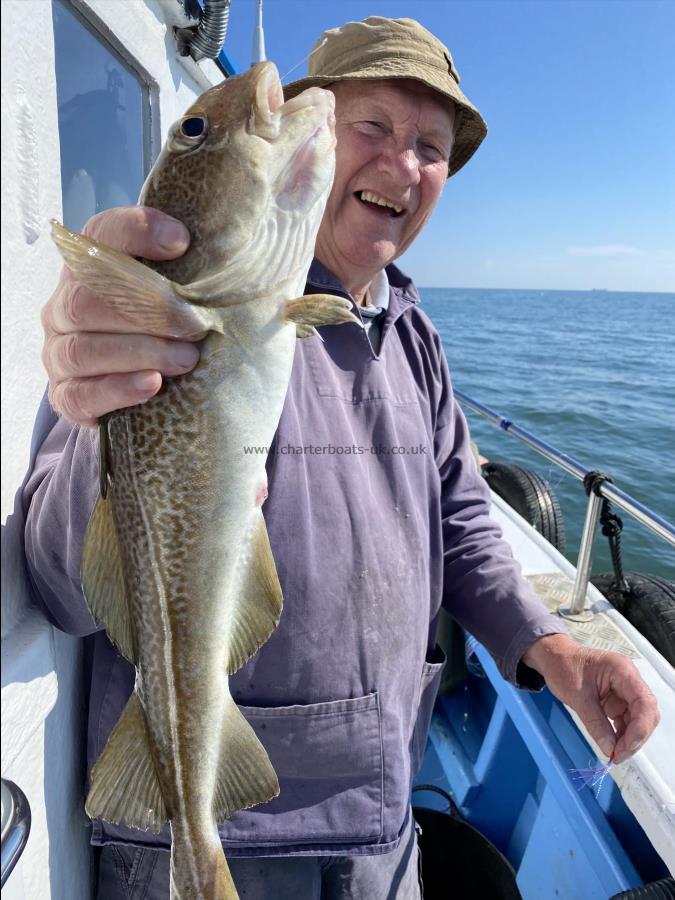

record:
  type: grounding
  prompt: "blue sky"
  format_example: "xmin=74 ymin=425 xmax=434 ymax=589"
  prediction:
xmin=224 ymin=1 xmax=675 ymax=292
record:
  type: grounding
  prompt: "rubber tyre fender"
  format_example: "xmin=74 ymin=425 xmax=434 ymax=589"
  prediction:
xmin=591 ymin=573 xmax=675 ymax=667
xmin=610 ymin=876 xmax=675 ymax=899
xmin=481 ymin=461 xmax=566 ymax=554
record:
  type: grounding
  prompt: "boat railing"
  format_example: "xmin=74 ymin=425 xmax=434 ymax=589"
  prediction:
xmin=1 ymin=779 xmax=31 ymax=888
xmin=455 ymin=390 xmax=675 ymax=620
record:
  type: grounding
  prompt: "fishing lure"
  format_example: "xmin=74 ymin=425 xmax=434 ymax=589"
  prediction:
xmin=569 ymin=753 xmax=615 ymax=798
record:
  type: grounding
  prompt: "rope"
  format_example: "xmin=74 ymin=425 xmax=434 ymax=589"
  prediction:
xmin=583 ymin=471 xmax=630 ymax=594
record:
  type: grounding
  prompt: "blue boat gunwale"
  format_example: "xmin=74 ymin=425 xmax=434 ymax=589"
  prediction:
xmin=415 ymin=621 xmax=671 ymax=896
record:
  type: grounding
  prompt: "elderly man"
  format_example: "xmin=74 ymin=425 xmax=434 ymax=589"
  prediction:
xmin=25 ymin=16 xmax=658 ymax=900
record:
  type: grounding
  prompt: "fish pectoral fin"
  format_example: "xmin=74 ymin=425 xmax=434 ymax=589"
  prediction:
xmin=50 ymin=220 xmax=221 ymax=338
xmin=81 ymin=495 xmax=136 ymax=664
xmin=213 ymin=697 xmax=279 ymax=823
xmin=86 ymin=691 xmax=168 ymax=833
xmin=226 ymin=510 xmax=283 ymax=675
xmin=283 ymin=294 xmax=363 ymax=337
xmin=294 ymin=324 xmax=325 ymax=341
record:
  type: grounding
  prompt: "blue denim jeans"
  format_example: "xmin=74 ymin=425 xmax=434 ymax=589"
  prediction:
xmin=95 ymin=812 xmax=422 ymax=899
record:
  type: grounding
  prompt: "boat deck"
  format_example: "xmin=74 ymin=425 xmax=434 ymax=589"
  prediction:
xmin=415 ymin=492 xmax=674 ymax=897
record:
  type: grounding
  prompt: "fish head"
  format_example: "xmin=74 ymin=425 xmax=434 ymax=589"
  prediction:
xmin=140 ymin=62 xmax=336 ymax=297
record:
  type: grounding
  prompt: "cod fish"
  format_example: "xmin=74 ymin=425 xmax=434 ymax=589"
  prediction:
xmin=51 ymin=62 xmax=359 ymax=899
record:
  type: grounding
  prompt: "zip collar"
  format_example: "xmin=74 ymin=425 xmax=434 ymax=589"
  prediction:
xmin=305 ymin=259 xmax=420 ymax=359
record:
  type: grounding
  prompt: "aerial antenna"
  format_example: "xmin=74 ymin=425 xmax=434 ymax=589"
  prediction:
xmin=251 ymin=0 xmax=266 ymax=65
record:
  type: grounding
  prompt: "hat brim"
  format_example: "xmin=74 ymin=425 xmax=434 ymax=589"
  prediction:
xmin=283 ymin=70 xmax=487 ymax=177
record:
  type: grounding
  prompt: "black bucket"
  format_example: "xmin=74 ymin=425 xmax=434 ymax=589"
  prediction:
xmin=413 ymin=786 xmax=522 ymax=899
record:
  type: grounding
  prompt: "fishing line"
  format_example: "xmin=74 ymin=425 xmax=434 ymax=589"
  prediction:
xmin=280 ymin=38 xmax=328 ymax=84
xmin=543 ymin=461 xmax=567 ymax=492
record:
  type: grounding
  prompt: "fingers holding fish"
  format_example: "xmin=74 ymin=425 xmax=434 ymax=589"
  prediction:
xmin=41 ymin=283 xmax=202 ymax=427
xmin=41 ymin=206 xmax=209 ymax=426
xmin=45 ymin=331 xmax=200 ymax=384
xmin=43 ymin=246 xmax=207 ymax=341
xmin=44 ymin=205 xmax=190 ymax=344
xmin=48 ymin=371 xmax=163 ymax=428
xmin=82 ymin=205 xmax=190 ymax=260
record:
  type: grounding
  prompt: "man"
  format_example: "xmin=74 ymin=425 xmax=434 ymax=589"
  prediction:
xmin=24 ymin=16 xmax=659 ymax=900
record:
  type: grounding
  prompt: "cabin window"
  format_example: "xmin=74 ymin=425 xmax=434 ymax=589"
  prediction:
xmin=52 ymin=0 xmax=149 ymax=231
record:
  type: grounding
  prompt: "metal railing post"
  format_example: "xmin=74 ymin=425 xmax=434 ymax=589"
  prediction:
xmin=559 ymin=491 xmax=603 ymax=621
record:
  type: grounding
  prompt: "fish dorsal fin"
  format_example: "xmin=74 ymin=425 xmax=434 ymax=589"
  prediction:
xmin=213 ymin=696 xmax=279 ymax=823
xmin=226 ymin=510 xmax=283 ymax=675
xmin=85 ymin=691 xmax=168 ymax=833
xmin=81 ymin=496 xmax=136 ymax=665
xmin=50 ymin=220 xmax=223 ymax=337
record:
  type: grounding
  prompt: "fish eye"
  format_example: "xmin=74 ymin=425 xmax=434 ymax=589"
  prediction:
xmin=180 ymin=116 xmax=208 ymax=139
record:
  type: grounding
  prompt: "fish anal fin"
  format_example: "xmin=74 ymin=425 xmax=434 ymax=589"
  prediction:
xmin=283 ymin=293 xmax=362 ymax=333
xmin=213 ymin=697 xmax=279 ymax=823
xmin=226 ymin=511 xmax=283 ymax=675
xmin=50 ymin=219 xmax=221 ymax=338
xmin=81 ymin=496 xmax=136 ymax=664
xmin=86 ymin=691 xmax=168 ymax=833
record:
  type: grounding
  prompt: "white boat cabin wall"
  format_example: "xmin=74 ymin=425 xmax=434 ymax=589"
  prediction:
xmin=1 ymin=2 xmax=225 ymax=896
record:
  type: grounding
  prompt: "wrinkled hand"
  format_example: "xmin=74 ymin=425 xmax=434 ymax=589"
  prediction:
xmin=42 ymin=206 xmax=201 ymax=427
xmin=523 ymin=634 xmax=660 ymax=764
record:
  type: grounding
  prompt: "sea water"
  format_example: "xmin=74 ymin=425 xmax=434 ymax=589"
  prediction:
xmin=419 ymin=288 xmax=675 ymax=580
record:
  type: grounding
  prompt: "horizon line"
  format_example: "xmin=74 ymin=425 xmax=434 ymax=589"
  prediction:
xmin=416 ymin=286 xmax=675 ymax=296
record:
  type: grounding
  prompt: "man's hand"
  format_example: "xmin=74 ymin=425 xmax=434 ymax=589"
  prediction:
xmin=42 ymin=206 xmax=202 ymax=427
xmin=523 ymin=633 xmax=660 ymax=764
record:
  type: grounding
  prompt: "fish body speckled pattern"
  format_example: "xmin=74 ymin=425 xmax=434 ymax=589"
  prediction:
xmin=50 ymin=62 xmax=360 ymax=899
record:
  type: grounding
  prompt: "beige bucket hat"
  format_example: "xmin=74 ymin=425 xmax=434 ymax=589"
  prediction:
xmin=283 ymin=16 xmax=487 ymax=177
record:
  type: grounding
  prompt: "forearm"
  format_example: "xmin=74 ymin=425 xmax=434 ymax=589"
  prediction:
xmin=444 ymin=525 xmax=568 ymax=687
xmin=438 ymin=406 xmax=567 ymax=687
xmin=522 ymin=632 xmax=580 ymax=674
xmin=23 ymin=408 xmax=101 ymax=635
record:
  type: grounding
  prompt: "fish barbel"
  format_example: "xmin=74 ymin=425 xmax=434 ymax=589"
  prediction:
xmin=50 ymin=62 xmax=360 ymax=899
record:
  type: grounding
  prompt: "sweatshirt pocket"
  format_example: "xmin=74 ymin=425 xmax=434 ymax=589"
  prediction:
xmin=411 ymin=645 xmax=446 ymax=776
xmin=219 ymin=692 xmax=383 ymax=846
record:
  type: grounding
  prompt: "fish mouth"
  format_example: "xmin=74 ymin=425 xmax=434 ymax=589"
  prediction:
xmin=248 ymin=63 xmax=335 ymax=213
xmin=250 ymin=63 xmax=285 ymax=140
xmin=250 ymin=63 xmax=335 ymax=142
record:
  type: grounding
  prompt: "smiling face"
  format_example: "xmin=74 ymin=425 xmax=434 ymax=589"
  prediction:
xmin=314 ymin=79 xmax=455 ymax=295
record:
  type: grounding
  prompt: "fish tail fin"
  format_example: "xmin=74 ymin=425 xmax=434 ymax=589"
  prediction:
xmin=170 ymin=822 xmax=238 ymax=900
xmin=213 ymin=696 xmax=280 ymax=823
xmin=85 ymin=691 xmax=167 ymax=832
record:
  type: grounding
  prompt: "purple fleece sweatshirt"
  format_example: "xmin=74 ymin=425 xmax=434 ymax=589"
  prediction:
xmin=22 ymin=259 xmax=566 ymax=856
